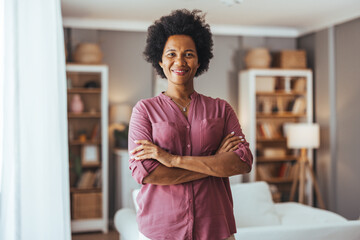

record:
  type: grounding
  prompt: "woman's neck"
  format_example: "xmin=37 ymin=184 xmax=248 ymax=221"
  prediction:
xmin=165 ymin=85 xmax=194 ymax=101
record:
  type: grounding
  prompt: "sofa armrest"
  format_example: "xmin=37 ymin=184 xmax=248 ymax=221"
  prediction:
xmin=235 ymin=220 xmax=360 ymax=240
xmin=114 ymin=208 xmax=138 ymax=240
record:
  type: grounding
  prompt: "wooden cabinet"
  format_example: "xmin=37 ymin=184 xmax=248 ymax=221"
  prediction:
xmin=239 ymin=69 xmax=313 ymax=202
xmin=66 ymin=64 xmax=108 ymax=233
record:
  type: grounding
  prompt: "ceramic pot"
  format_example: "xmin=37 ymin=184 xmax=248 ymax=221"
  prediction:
xmin=245 ymin=48 xmax=272 ymax=69
xmin=73 ymin=43 xmax=103 ymax=64
xmin=70 ymin=94 xmax=84 ymax=113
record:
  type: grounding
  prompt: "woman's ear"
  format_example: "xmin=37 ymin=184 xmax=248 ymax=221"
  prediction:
xmin=159 ymin=61 xmax=163 ymax=68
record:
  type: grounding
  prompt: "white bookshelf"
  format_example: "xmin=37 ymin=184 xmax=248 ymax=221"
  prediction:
xmin=239 ymin=68 xmax=314 ymax=203
xmin=66 ymin=64 xmax=109 ymax=233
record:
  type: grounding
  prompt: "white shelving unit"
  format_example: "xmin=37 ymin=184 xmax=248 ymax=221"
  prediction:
xmin=66 ymin=64 xmax=109 ymax=233
xmin=239 ymin=68 xmax=314 ymax=203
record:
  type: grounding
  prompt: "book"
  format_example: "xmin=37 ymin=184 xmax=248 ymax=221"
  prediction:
xmin=292 ymin=97 xmax=306 ymax=114
xmin=293 ymin=78 xmax=306 ymax=92
xmin=263 ymin=148 xmax=286 ymax=158
xmin=77 ymin=171 xmax=96 ymax=189
xmin=90 ymin=123 xmax=100 ymax=141
xmin=260 ymin=123 xmax=281 ymax=139
xmin=94 ymin=169 xmax=102 ymax=188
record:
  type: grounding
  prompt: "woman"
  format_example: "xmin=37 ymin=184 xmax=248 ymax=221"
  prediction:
xmin=129 ymin=9 xmax=253 ymax=240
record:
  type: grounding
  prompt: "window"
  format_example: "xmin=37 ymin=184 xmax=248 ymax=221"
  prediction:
xmin=0 ymin=2 xmax=4 ymax=192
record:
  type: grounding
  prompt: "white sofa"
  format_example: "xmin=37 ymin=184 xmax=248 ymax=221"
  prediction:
xmin=114 ymin=181 xmax=360 ymax=240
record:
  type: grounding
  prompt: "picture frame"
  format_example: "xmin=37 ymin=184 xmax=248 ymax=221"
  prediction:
xmin=81 ymin=144 xmax=100 ymax=166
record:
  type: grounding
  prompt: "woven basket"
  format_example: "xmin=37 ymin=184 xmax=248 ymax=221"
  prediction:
xmin=245 ymin=48 xmax=272 ymax=69
xmin=73 ymin=43 xmax=103 ymax=64
xmin=275 ymin=50 xmax=307 ymax=69
xmin=72 ymin=192 xmax=102 ymax=219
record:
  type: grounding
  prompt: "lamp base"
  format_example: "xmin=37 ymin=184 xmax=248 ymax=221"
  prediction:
xmin=290 ymin=148 xmax=326 ymax=209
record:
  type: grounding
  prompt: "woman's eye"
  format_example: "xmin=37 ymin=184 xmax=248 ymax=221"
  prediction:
xmin=167 ymin=53 xmax=175 ymax=57
xmin=185 ymin=53 xmax=194 ymax=57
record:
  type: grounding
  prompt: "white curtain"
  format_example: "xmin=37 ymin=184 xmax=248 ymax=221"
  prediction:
xmin=0 ymin=0 xmax=71 ymax=239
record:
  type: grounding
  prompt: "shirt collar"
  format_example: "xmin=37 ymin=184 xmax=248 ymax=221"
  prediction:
xmin=160 ymin=90 xmax=198 ymax=100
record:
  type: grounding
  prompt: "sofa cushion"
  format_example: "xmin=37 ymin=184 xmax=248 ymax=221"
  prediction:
xmin=274 ymin=202 xmax=347 ymax=225
xmin=231 ymin=181 xmax=281 ymax=227
xmin=132 ymin=188 xmax=140 ymax=212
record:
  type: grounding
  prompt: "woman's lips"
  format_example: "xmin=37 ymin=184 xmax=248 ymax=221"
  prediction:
xmin=172 ymin=69 xmax=188 ymax=76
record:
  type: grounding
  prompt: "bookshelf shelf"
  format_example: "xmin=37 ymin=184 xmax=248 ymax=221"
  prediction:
xmin=257 ymin=156 xmax=298 ymax=163
xmin=256 ymin=91 xmax=306 ymax=96
xmin=69 ymin=140 xmax=101 ymax=145
xmin=68 ymin=113 xmax=101 ymax=118
xmin=239 ymin=68 xmax=313 ymax=202
xmin=66 ymin=64 xmax=108 ymax=233
xmin=70 ymin=188 xmax=102 ymax=193
xmin=257 ymin=137 xmax=287 ymax=142
xmin=264 ymin=177 xmax=293 ymax=184
xmin=68 ymin=88 xmax=101 ymax=94
xmin=257 ymin=112 xmax=306 ymax=118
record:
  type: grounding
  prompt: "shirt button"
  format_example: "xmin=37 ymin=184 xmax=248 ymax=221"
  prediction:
xmin=187 ymin=144 xmax=190 ymax=148
xmin=186 ymin=126 xmax=190 ymax=129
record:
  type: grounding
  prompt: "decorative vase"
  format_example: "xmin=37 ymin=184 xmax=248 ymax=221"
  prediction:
xmin=73 ymin=43 xmax=103 ymax=64
xmin=245 ymin=48 xmax=272 ymax=69
xmin=70 ymin=94 xmax=84 ymax=113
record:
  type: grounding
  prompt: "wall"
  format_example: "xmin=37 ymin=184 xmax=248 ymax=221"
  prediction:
xmin=334 ymin=18 xmax=360 ymax=220
xmin=298 ymin=17 xmax=360 ymax=220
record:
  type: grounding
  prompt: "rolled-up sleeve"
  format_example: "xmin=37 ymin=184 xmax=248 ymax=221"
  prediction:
xmin=128 ymin=101 xmax=160 ymax=184
xmin=223 ymin=102 xmax=253 ymax=170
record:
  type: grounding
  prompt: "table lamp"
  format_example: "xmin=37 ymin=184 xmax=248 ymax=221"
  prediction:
xmin=109 ymin=104 xmax=132 ymax=149
xmin=285 ymin=123 xmax=325 ymax=209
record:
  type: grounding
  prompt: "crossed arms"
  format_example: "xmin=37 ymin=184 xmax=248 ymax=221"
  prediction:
xmin=131 ymin=133 xmax=251 ymax=185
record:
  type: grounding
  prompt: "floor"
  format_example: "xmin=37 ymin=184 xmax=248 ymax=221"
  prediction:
xmin=72 ymin=230 xmax=119 ymax=240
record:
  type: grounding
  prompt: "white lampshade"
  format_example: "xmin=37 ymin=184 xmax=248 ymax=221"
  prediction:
xmin=110 ymin=104 xmax=132 ymax=124
xmin=284 ymin=123 xmax=320 ymax=149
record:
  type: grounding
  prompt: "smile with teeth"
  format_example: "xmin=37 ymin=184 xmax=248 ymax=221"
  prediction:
xmin=172 ymin=69 xmax=189 ymax=75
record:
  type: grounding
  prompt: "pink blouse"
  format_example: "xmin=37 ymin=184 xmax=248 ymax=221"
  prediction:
xmin=128 ymin=91 xmax=253 ymax=240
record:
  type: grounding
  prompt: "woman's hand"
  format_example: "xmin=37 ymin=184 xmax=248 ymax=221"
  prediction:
xmin=130 ymin=140 xmax=176 ymax=168
xmin=216 ymin=132 xmax=245 ymax=155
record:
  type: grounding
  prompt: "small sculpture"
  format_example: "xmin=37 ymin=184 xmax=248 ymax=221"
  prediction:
xmin=70 ymin=94 xmax=84 ymax=113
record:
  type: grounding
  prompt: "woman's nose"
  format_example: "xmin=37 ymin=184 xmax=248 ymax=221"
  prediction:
xmin=174 ymin=56 xmax=186 ymax=66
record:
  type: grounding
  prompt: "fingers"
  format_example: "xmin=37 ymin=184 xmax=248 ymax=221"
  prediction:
xmin=223 ymin=135 xmax=244 ymax=147
xmin=221 ymin=134 xmax=246 ymax=153
xmin=130 ymin=140 xmax=153 ymax=154
xmin=229 ymin=144 xmax=239 ymax=152
xmin=133 ymin=151 xmax=152 ymax=160
xmin=130 ymin=145 xmax=144 ymax=154
xmin=224 ymin=139 xmax=242 ymax=152
xmin=218 ymin=132 xmax=235 ymax=149
xmin=134 ymin=139 xmax=152 ymax=145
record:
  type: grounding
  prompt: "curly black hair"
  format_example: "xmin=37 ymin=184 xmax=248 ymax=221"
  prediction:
xmin=143 ymin=9 xmax=214 ymax=79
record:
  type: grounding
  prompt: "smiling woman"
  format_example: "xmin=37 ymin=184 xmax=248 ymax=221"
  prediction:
xmin=127 ymin=9 xmax=253 ymax=240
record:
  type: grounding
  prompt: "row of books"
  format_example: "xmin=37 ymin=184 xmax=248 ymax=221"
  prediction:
xmin=77 ymin=169 xmax=102 ymax=189
xmin=257 ymin=123 xmax=282 ymax=138
xmin=257 ymin=163 xmax=295 ymax=179
xmin=290 ymin=97 xmax=306 ymax=114
xmin=257 ymin=96 xmax=306 ymax=115
xmin=278 ymin=162 xmax=296 ymax=178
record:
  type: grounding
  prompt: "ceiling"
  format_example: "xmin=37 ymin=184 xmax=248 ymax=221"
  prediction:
xmin=61 ymin=0 xmax=360 ymax=37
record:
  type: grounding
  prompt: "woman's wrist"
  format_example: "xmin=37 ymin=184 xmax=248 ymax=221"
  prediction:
xmin=170 ymin=154 xmax=182 ymax=168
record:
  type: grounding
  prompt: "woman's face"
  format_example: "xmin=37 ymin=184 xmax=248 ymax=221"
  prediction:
xmin=159 ymin=35 xmax=200 ymax=87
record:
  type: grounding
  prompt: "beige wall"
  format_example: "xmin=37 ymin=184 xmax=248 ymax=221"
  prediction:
xmin=299 ymin=17 xmax=360 ymax=220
